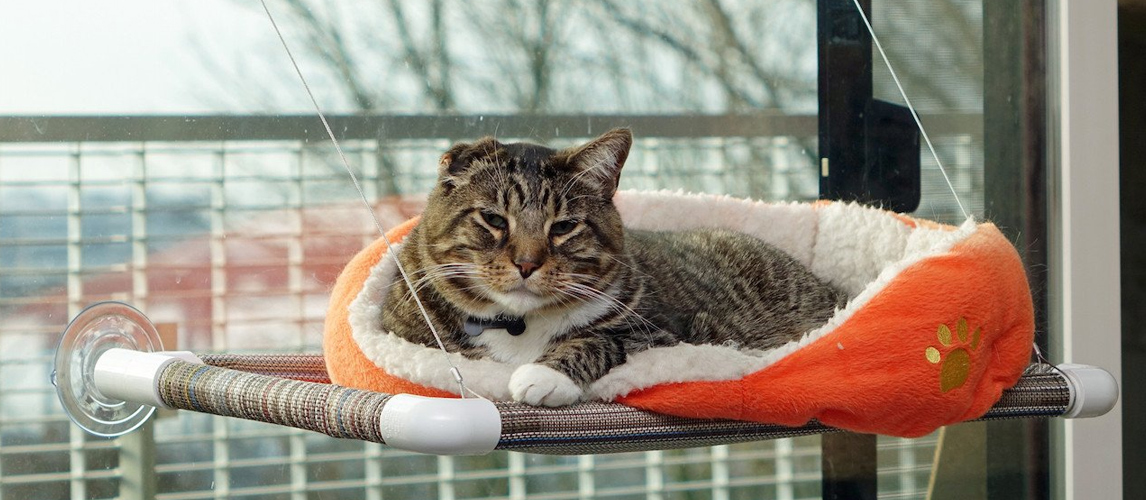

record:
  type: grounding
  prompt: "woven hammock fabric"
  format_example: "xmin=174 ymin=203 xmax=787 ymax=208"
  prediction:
xmin=159 ymin=360 xmax=391 ymax=443
xmin=147 ymin=355 xmax=1075 ymax=455
xmin=494 ymin=401 xmax=834 ymax=455
xmin=978 ymin=369 xmax=1070 ymax=419
xmin=198 ymin=353 xmax=332 ymax=384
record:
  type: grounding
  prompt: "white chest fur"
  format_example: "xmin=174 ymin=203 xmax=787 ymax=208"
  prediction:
xmin=472 ymin=294 xmax=614 ymax=366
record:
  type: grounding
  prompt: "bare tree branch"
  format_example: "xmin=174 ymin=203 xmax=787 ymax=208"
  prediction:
xmin=387 ymin=0 xmax=455 ymax=111
xmin=282 ymin=0 xmax=377 ymax=110
xmin=596 ymin=0 xmax=768 ymax=109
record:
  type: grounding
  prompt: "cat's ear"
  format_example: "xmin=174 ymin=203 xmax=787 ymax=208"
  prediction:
xmin=437 ymin=137 xmax=501 ymax=192
xmin=566 ymin=128 xmax=632 ymax=197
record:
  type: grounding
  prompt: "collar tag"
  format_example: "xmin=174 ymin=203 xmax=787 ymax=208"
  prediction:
xmin=464 ymin=315 xmax=526 ymax=337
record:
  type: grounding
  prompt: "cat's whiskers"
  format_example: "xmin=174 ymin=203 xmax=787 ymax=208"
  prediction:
xmin=410 ymin=271 xmax=479 ymax=294
xmin=551 ymin=285 xmax=625 ymax=329
xmin=402 ymin=264 xmax=484 ymax=303
xmin=604 ymin=254 xmax=643 ymax=275
xmin=573 ymin=285 xmax=655 ymax=334
xmin=559 ymin=280 xmax=659 ymax=337
xmin=409 ymin=264 xmax=481 ymax=285
xmin=561 ymin=194 xmax=601 ymax=206
xmin=551 ymin=281 xmax=595 ymax=304
xmin=411 ymin=262 xmax=479 ymax=275
xmin=404 ymin=279 xmax=491 ymax=309
xmin=557 ymin=271 xmax=598 ymax=282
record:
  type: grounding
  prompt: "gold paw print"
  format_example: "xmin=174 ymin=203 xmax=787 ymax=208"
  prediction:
xmin=925 ymin=317 xmax=981 ymax=392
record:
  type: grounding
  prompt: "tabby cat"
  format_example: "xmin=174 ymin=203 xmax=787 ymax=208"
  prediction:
xmin=381 ymin=128 xmax=846 ymax=406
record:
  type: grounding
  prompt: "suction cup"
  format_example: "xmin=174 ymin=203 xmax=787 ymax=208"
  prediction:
xmin=52 ymin=301 xmax=162 ymax=438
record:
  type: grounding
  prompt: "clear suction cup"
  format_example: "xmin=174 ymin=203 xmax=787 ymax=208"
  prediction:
xmin=52 ymin=301 xmax=162 ymax=438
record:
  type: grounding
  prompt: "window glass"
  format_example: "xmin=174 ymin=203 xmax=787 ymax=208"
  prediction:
xmin=872 ymin=0 xmax=984 ymax=224
xmin=0 ymin=1 xmax=1039 ymax=499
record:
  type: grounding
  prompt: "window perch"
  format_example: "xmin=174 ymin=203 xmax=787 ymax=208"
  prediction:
xmin=54 ymin=192 xmax=1119 ymax=456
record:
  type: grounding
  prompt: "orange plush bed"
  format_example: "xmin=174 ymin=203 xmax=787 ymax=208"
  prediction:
xmin=323 ymin=190 xmax=1034 ymax=438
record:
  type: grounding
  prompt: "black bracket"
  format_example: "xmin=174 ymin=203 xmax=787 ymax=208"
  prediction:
xmin=817 ymin=0 xmax=920 ymax=213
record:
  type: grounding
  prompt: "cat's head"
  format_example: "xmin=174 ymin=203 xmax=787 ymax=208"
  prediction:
xmin=413 ymin=128 xmax=633 ymax=317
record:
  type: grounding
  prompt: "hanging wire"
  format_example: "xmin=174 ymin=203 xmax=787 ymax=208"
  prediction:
xmin=849 ymin=0 xmax=971 ymax=220
xmin=258 ymin=0 xmax=481 ymax=399
xmin=848 ymin=2 xmax=1060 ymax=370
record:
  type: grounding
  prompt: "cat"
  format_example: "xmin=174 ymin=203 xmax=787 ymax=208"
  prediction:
xmin=380 ymin=128 xmax=847 ymax=406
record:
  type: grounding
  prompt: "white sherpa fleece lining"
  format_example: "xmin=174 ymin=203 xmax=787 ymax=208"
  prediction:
xmin=348 ymin=190 xmax=976 ymax=401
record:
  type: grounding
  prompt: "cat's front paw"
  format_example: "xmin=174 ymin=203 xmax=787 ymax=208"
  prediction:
xmin=509 ymin=364 xmax=583 ymax=407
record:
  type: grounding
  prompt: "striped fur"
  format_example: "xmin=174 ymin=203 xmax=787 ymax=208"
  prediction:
xmin=381 ymin=129 xmax=845 ymax=405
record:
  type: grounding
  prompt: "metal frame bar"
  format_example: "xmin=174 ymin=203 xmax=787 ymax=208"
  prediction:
xmin=0 ymin=114 xmax=985 ymax=144
xmin=176 ymin=353 xmax=1083 ymax=456
xmin=983 ymin=1 xmax=1052 ymax=497
xmin=816 ymin=0 xmax=878 ymax=496
xmin=1049 ymin=1 xmax=1122 ymax=498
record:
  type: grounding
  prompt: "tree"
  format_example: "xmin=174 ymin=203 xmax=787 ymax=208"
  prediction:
xmin=209 ymin=0 xmax=983 ymax=204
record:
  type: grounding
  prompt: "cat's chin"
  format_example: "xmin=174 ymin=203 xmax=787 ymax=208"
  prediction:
xmin=486 ymin=288 xmax=551 ymax=316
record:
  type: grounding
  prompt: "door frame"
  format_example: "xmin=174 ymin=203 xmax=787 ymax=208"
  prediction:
xmin=1049 ymin=1 xmax=1122 ymax=498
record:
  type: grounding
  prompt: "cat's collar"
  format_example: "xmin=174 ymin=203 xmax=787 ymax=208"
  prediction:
xmin=463 ymin=315 xmax=526 ymax=337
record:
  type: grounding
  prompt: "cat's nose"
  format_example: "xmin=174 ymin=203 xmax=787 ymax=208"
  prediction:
xmin=515 ymin=259 xmax=541 ymax=279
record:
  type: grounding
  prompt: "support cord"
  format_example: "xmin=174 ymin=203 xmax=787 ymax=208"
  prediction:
xmin=850 ymin=0 xmax=970 ymax=220
xmin=852 ymin=0 xmax=1054 ymax=424
xmin=258 ymin=0 xmax=479 ymax=399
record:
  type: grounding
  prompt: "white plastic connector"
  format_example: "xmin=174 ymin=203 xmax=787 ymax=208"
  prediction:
xmin=93 ymin=348 xmax=203 ymax=409
xmin=1059 ymin=363 xmax=1119 ymax=418
xmin=379 ymin=394 xmax=501 ymax=455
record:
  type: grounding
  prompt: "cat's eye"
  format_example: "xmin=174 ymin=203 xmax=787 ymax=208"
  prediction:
xmin=480 ymin=211 xmax=508 ymax=230
xmin=550 ymin=220 xmax=578 ymax=236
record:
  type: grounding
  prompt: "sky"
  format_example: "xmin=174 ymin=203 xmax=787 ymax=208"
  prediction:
xmin=0 ymin=1 xmax=275 ymax=114
xmin=0 ymin=1 xmax=826 ymax=117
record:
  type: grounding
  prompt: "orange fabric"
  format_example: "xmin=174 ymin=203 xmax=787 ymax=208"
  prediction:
xmin=323 ymin=217 xmax=456 ymax=399
xmin=323 ymin=211 xmax=1034 ymax=438
xmin=614 ymin=223 xmax=1033 ymax=437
